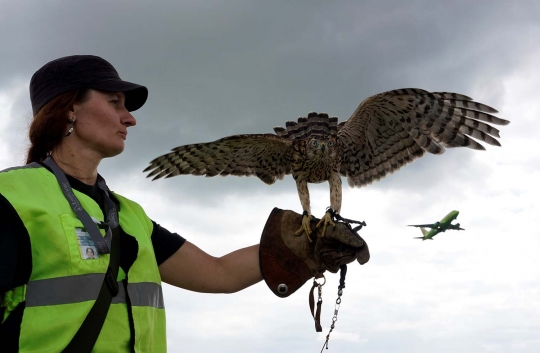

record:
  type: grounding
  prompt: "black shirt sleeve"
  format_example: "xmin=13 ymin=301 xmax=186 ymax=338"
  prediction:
xmin=0 ymin=200 xmax=17 ymax=295
xmin=150 ymin=221 xmax=186 ymax=266
xmin=0 ymin=193 xmax=32 ymax=297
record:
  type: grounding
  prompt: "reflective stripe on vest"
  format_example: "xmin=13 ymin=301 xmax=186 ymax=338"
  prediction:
xmin=25 ymin=275 xmax=164 ymax=309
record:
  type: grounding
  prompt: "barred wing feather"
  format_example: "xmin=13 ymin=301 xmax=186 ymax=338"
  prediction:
xmin=337 ymin=88 xmax=509 ymax=188
xmin=144 ymin=134 xmax=293 ymax=185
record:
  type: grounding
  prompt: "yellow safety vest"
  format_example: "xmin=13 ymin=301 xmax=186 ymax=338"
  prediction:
xmin=0 ymin=164 xmax=166 ymax=352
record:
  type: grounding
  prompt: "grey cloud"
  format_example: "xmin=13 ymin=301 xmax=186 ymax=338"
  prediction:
xmin=1 ymin=2 xmax=538 ymax=353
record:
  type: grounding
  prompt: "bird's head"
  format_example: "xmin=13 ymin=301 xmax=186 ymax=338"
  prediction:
xmin=305 ymin=135 xmax=338 ymax=161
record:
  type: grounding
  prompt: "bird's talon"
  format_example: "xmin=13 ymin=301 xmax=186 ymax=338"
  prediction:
xmin=316 ymin=211 xmax=335 ymax=238
xmin=296 ymin=214 xmax=313 ymax=242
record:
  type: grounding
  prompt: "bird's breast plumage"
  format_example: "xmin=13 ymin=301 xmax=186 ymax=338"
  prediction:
xmin=291 ymin=137 xmax=340 ymax=183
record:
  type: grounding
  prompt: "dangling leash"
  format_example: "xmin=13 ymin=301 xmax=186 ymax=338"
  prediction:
xmin=320 ymin=264 xmax=347 ymax=352
xmin=309 ymin=209 xmax=366 ymax=351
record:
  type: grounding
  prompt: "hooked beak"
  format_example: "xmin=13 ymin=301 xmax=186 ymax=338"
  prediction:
xmin=320 ymin=143 xmax=326 ymax=152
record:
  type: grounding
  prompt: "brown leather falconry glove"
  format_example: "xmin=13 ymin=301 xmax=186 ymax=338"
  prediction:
xmin=259 ymin=208 xmax=370 ymax=297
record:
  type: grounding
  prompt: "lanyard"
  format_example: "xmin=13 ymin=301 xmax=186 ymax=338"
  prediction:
xmin=43 ymin=156 xmax=118 ymax=255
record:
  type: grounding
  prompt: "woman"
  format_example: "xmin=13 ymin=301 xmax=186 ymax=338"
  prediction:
xmin=0 ymin=55 xmax=365 ymax=352
xmin=0 ymin=55 xmax=264 ymax=353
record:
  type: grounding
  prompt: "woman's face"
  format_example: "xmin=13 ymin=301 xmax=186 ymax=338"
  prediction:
xmin=71 ymin=89 xmax=137 ymax=158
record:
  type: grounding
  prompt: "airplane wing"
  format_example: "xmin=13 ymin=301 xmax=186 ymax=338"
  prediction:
xmin=448 ymin=224 xmax=465 ymax=230
xmin=408 ymin=224 xmax=438 ymax=229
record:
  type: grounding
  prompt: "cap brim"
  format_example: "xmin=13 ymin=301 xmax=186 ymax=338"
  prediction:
xmin=91 ymin=80 xmax=148 ymax=112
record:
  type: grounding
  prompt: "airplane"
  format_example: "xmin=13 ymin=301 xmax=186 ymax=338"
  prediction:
xmin=408 ymin=210 xmax=464 ymax=240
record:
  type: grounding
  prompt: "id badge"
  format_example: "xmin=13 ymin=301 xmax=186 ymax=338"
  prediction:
xmin=75 ymin=227 xmax=100 ymax=260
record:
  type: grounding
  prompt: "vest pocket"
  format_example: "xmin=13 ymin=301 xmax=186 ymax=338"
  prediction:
xmin=59 ymin=213 xmax=109 ymax=274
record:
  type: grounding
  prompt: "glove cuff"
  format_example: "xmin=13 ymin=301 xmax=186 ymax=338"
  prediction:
xmin=259 ymin=208 xmax=321 ymax=297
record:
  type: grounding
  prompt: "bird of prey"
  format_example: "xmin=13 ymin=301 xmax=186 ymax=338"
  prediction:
xmin=409 ymin=210 xmax=464 ymax=240
xmin=144 ymin=88 xmax=509 ymax=241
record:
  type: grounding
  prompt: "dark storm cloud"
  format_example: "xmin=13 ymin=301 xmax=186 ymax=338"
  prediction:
xmin=0 ymin=0 xmax=533 ymax=200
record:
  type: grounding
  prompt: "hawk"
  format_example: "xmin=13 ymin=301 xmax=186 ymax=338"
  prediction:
xmin=144 ymin=88 xmax=509 ymax=241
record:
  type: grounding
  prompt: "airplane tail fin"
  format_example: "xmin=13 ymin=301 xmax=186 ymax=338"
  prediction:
xmin=420 ymin=227 xmax=428 ymax=236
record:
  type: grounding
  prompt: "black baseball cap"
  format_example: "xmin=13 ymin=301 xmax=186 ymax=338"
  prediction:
xmin=30 ymin=55 xmax=148 ymax=115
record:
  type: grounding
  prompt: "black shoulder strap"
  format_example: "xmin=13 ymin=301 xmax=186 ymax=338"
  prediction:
xmin=62 ymin=225 xmax=120 ymax=353
xmin=41 ymin=157 xmax=122 ymax=353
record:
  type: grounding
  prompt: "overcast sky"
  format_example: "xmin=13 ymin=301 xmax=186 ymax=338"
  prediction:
xmin=1 ymin=1 xmax=539 ymax=352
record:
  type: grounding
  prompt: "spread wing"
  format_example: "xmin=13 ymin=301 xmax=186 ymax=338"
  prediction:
xmin=337 ymin=88 xmax=510 ymax=187
xmin=144 ymin=134 xmax=293 ymax=185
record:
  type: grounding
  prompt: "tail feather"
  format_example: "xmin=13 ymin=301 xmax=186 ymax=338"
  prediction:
xmin=274 ymin=112 xmax=341 ymax=140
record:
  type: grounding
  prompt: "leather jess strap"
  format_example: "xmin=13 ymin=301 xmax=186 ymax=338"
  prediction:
xmin=309 ymin=279 xmax=323 ymax=332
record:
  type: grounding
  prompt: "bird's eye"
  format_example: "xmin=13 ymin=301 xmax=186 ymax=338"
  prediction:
xmin=311 ymin=140 xmax=318 ymax=147
xmin=327 ymin=141 xmax=334 ymax=147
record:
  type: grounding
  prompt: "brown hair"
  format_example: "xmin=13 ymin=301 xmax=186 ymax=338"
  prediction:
xmin=26 ymin=89 xmax=90 ymax=164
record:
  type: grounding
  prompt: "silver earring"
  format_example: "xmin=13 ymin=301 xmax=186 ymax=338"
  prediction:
xmin=65 ymin=118 xmax=75 ymax=137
